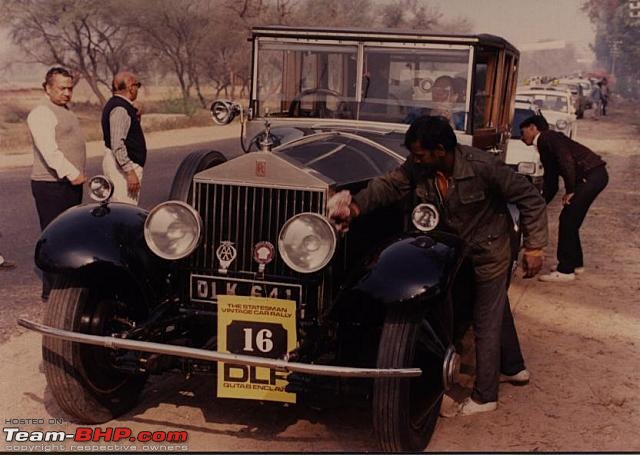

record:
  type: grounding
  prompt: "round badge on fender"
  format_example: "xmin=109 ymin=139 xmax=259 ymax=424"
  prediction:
xmin=253 ymin=241 xmax=275 ymax=273
xmin=412 ymin=203 xmax=440 ymax=232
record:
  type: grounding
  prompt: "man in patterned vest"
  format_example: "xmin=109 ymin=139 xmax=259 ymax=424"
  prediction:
xmin=27 ymin=67 xmax=87 ymax=301
xmin=101 ymin=71 xmax=147 ymax=204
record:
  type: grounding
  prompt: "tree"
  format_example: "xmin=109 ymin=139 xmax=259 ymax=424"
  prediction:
xmin=2 ymin=0 xmax=140 ymax=104
xmin=582 ymin=0 xmax=640 ymax=97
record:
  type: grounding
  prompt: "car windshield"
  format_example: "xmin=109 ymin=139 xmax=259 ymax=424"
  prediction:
xmin=256 ymin=41 xmax=470 ymax=130
xmin=518 ymin=93 xmax=569 ymax=113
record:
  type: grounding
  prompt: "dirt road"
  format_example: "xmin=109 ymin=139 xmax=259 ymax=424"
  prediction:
xmin=1 ymin=105 xmax=639 ymax=452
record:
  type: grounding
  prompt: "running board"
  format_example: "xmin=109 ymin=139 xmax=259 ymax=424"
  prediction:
xmin=17 ymin=319 xmax=421 ymax=378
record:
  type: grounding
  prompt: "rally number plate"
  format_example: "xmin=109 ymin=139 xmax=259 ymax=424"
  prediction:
xmin=216 ymin=295 xmax=297 ymax=403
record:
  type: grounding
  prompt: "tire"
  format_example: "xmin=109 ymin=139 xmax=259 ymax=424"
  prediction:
xmin=373 ymin=304 xmax=444 ymax=452
xmin=169 ymin=150 xmax=226 ymax=203
xmin=42 ymin=277 xmax=148 ymax=423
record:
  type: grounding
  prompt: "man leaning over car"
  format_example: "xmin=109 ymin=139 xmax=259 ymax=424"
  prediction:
xmin=329 ymin=115 xmax=548 ymax=417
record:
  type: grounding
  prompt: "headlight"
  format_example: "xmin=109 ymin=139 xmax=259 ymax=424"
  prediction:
xmin=88 ymin=175 xmax=114 ymax=202
xmin=517 ymin=162 xmax=536 ymax=175
xmin=278 ymin=213 xmax=336 ymax=273
xmin=412 ymin=203 xmax=440 ymax=232
xmin=144 ymin=201 xmax=202 ymax=260
xmin=556 ymin=119 xmax=568 ymax=130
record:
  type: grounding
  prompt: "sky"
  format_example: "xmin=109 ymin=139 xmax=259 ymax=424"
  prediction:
xmin=430 ymin=0 xmax=595 ymax=49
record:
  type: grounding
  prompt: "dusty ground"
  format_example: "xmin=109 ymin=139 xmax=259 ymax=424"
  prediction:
xmin=1 ymin=103 xmax=639 ymax=452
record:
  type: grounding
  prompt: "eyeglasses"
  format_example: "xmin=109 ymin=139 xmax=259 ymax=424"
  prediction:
xmin=131 ymin=82 xmax=142 ymax=88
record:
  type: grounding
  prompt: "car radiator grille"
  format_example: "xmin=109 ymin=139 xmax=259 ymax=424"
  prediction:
xmin=191 ymin=182 xmax=326 ymax=277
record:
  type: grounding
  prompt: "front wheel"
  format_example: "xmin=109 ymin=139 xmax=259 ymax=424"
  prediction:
xmin=42 ymin=278 xmax=148 ymax=423
xmin=373 ymin=304 xmax=444 ymax=452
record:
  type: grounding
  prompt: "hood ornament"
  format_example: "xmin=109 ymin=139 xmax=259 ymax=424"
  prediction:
xmin=216 ymin=241 xmax=237 ymax=274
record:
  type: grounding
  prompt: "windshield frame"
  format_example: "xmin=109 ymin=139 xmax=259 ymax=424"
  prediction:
xmin=251 ymin=36 xmax=474 ymax=129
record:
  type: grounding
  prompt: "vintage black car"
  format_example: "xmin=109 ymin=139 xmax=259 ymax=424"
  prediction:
xmin=20 ymin=26 xmax=521 ymax=452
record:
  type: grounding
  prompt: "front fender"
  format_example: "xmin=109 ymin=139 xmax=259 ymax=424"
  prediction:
xmin=332 ymin=231 xmax=465 ymax=323
xmin=35 ymin=203 xmax=171 ymax=303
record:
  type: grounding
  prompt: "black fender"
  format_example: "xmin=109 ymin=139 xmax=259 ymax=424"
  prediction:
xmin=331 ymin=231 xmax=466 ymax=324
xmin=35 ymin=203 xmax=171 ymax=306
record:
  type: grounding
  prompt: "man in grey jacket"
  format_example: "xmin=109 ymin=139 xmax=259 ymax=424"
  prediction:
xmin=330 ymin=116 xmax=548 ymax=416
xmin=27 ymin=67 xmax=87 ymax=300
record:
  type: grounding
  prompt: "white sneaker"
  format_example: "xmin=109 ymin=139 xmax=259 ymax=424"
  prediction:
xmin=551 ymin=264 xmax=584 ymax=274
xmin=500 ymin=369 xmax=530 ymax=385
xmin=458 ymin=397 xmax=498 ymax=416
xmin=539 ymin=271 xmax=575 ymax=282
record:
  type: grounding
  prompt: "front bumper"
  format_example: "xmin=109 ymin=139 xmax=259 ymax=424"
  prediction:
xmin=18 ymin=319 xmax=421 ymax=378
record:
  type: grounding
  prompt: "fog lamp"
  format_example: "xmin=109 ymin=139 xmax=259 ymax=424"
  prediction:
xmin=88 ymin=175 xmax=114 ymax=202
xmin=411 ymin=203 xmax=440 ymax=232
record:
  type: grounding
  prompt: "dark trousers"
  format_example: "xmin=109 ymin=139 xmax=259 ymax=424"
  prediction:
xmin=472 ymin=272 xmax=525 ymax=403
xmin=31 ymin=180 xmax=83 ymax=297
xmin=557 ymin=166 xmax=608 ymax=274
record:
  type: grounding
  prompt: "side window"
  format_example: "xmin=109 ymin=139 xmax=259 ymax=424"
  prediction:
xmin=472 ymin=51 xmax=498 ymax=130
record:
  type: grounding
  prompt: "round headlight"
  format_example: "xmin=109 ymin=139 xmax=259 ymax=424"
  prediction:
xmin=556 ymin=119 xmax=568 ymax=130
xmin=144 ymin=201 xmax=202 ymax=260
xmin=278 ymin=213 xmax=336 ymax=273
xmin=88 ymin=175 xmax=114 ymax=202
xmin=412 ymin=203 xmax=440 ymax=232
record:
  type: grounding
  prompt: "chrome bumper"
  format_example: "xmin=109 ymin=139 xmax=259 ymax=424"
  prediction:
xmin=18 ymin=319 xmax=421 ymax=378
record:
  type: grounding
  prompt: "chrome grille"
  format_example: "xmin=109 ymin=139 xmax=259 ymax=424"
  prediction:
xmin=191 ymin=182 xmax=326 ymax=276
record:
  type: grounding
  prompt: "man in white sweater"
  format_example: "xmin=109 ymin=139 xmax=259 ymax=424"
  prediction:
xmin=27 ymin=67 xmax=87 ymax=301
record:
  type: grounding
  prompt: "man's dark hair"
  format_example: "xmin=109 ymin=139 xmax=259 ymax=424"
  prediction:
xmin=519 ymin=114 xmax=549 ymax=131
xmin=404 ymin=115 xmax=457 ymax=152
xmin=43 ymin=67 xmax=72 ymax=89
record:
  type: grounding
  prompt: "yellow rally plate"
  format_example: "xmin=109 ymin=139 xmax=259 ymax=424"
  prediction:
xmin=217 ymin=295 xmax=297 ymax=403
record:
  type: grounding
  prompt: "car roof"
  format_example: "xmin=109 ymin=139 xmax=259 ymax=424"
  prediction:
xmin=251 ymin=25 xmax=519 ymax=53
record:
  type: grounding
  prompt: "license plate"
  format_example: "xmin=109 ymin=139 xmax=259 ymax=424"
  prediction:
xmin=190 ymin=274 xmax=302 ymax=304
xmin=216 ymin=295 xmax=297 ymax=403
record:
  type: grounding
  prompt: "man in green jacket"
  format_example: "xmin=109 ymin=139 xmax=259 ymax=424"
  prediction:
xmin=329 ymin=116 xmax=548 ymax=416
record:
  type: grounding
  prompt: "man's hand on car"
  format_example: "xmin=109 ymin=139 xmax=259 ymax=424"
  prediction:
xmin=328 ymin=190 xmax=357 ymax=233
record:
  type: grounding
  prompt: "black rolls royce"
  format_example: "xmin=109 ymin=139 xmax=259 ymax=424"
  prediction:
xmin=20 ymin=25 xmax=521 ymax=452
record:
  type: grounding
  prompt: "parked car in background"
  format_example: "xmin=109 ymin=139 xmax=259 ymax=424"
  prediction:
xmin=554 ymin=79 xmax=591 ymax=118
xmin=506 ymin=100 xmax=545 ymax=190
xmin=20 ymin=26 xmax=523 ymax=452
xmin=516 ymin=87 xmax=577 ymax=139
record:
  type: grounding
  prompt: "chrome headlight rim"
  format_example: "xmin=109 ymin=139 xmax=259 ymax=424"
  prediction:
xmin=556 ymin=119 xmax=568 ymax=130
xmin=411 ymin=203 xmax=440 ymax=232
xmin=278 ymin=212 xmax=337 ymax=274
xmin=88 ymin=175 xmax=114 ymax=203
xmin=144 ymin=200 xmax=202 ymax=260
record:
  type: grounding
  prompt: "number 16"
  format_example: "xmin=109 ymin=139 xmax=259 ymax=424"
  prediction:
xmin=243 ymin=328 xmax=274 ymax=353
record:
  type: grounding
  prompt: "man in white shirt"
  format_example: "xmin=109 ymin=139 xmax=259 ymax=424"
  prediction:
xmin=101 ymin=71 xmax=147 ymax=204
xmin=27 ymin=67 xmax=87 ymax=300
